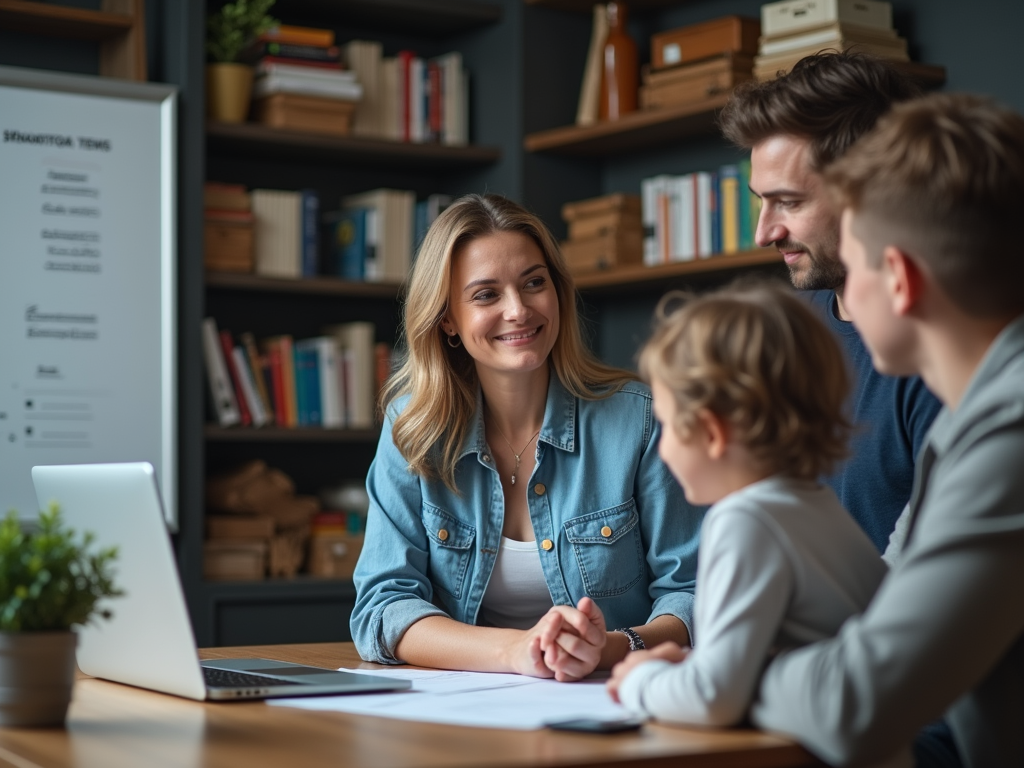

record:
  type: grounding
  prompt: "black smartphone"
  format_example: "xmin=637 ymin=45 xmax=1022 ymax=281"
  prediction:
xmin=546 ymin=717 xmax=645 ymax=733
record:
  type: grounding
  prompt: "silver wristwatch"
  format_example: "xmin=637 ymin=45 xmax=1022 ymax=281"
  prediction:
xmin=612 ymin=627 xmax=645 ymax=651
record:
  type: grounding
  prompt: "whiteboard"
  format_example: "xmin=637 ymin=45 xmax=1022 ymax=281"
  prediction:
xmin=0 ymin=66 xmax=178 ymax=528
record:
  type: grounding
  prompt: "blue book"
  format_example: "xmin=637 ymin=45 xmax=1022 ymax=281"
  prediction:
xmin=737 ymin=159 xmax=754 ymax=251
xmin=301 ymin=189 xmax=320 ymax=277
xmin=294 ymin=343 xmax=323 ymax=426
xmin=334 ymin=208 xmax=368 ymax=281
xmin=294 ymin=344 xmax=309 ymax=425
xmin=414 ymin=200 xmax=429 ymax=255
xmin=709 ymin=171 xmax=721 ymax=256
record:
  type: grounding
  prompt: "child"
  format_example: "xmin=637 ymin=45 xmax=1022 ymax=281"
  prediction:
xmin=607 ymin=281 xmax=887 ymax=727
xmin=746 ymin=94 xmax=1024 ymax=768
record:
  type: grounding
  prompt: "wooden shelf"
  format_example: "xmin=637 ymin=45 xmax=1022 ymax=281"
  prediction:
xmin=202 ymin=575 xmax=356 ymax=600
xmin=574 ymin=248 xmax=784 ymax=293
xmin=0 ymin=0 xmax=146 ymax=80
xmin=278 ymin=0 xmax=501 ymax=37
xmin=526 ymin=0 xmax=683 ymax=12
xmin=524 ymin=94 xmax=730 ymax=156
xmin=205 ymin=271 xmax=403 ymax=299
xmin=207 ymin=121 xmax=501 ymax=171
xmin=0 ymin=0 xmax=132 ymax=39
xmin=205 ymin=425 xmax=380 ymax=443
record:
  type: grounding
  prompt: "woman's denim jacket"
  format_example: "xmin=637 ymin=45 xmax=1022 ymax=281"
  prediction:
xmin=350 ymin=376 xmax=703 ymax=664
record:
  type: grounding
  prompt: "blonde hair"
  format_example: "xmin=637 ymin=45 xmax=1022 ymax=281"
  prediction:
xmin=823 ymin=92 xmax=1024 ymax=317
xmin=383 ymin=194 xmax=635 ymax=490
xmin=639 ymin=281 xmax=850 ymax=481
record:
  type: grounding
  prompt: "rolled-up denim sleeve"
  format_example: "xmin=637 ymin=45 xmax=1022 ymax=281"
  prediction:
xmin=636 ymin=415 xmax=703 ymax=639
xmin=349 ymin=409 xmax=447 ymax=664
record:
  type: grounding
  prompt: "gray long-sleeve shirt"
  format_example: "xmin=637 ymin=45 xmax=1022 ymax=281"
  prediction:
xmin=751 ymin=313 xmax=1024 ymax=768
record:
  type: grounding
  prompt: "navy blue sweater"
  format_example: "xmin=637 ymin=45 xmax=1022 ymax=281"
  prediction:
xmin=807 ymin=290 xmax=942 ymax=552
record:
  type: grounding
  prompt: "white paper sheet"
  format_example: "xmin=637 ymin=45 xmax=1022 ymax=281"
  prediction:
xmin=268 ymin=668 xmax=631 ymax=729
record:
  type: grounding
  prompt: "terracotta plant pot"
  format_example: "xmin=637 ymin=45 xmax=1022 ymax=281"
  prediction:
xmin=206 ymin=63 xmax=255 ymax=123
xmin=0 ymin=631 xmax=77 ymax=726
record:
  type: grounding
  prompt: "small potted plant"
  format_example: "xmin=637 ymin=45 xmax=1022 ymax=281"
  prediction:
xmin=206 ymin=0 xmax=278 ymax=123
xmin=0 ymin=504 xmax=120 ymax=726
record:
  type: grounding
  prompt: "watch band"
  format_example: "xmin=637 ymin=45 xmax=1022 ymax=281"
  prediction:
xmin=612 ymin=627 xmax=645 ymax=651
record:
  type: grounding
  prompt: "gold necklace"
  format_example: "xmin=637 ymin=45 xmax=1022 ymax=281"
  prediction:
xmin=489 ymin=419 xmax=540 ymax=486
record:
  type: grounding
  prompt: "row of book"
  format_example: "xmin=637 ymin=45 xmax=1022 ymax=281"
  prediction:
xmin=242 ymin=30 xmax=469 ymax=145
xmin=641 ymin=160 xmax=761 ymax=265
xmin=202 ymin=317 xmax=390 ymax=430
xmin=203 ymin=183 xmax=452 ymax=282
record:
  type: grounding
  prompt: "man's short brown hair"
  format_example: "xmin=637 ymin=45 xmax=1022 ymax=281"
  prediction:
xmin=639 ymin=281 xmax=851 ymax=481
xmin=719 ymin=52 xmax=920 ymax=170
xmin=824 ymin=93 xmax=1024 ymax=318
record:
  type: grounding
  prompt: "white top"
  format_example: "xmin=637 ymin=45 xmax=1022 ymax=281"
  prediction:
xmin=478 ymin=537 xmax=553 ymax=630
xmin=618 ymin=475 xmax=887 ymax=727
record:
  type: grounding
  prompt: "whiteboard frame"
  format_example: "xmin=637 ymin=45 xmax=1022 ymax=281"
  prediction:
xmin=0 ymin=66 xmax=179 ymax=529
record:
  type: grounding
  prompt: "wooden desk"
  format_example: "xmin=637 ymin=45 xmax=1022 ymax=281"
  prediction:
xmin=0 ymin=644 xmax=819 ymax=768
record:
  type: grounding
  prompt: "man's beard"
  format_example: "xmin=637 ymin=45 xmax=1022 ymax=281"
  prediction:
xmin=778 ymin=238 xmax=846 ymax=291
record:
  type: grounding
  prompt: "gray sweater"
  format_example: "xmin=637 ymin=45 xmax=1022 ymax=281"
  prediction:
xmin=751 ymin=313 xmax=1024 ymax=768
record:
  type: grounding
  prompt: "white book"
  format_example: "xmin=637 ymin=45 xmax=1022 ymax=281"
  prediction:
xmin=343 ymin=188 xmax=414 ymax=283
xmin=252 ymin=189 xmax=302 ymax=278
xmin=380 ymin=57 xmax=401 ymax=141
xmin=431 ymin=51 xmax=463 ymax=146
xmin=409 ymin=57 xmax=425 ymax=143
xmin=253 ymin=73 xmax=363 ymax=101
xmin=759 ymin=26 xmax=905 ymax=56
xmin=671 ymin=174 xmax=696 ymax=262
xmin=761 ymin=0 xmax=893 ymax=37
xmin=255 ymin=62 xmax=357 ymax=83
xmin=345 ymin=40 xmax=383 ymax=137
xmin=231 ymin=347 xmax=271 ymax=427
xmin=201 ymin=318 xmax=240 ymax=427
xmin=324 ymin=322 xmax=376 ymax=429
xmin=695 ymin=172 xmax=714 ymax=258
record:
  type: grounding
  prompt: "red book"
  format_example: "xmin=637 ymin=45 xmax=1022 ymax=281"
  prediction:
xmin=397 ymin=50 xmax=415 ymax=143
xmin=219 ymin=329 xmax=252 ymax=426
xmin=263 ymin=338 xmax=288 ymax=427
xmin=256 ymin=55 xmax=342 ymax=70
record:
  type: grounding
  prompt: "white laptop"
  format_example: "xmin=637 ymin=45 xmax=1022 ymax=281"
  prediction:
xmin=31 ymin=462 xmax=410 ymax=701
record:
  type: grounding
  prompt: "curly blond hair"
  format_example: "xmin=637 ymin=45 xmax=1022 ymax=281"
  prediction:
xmin=639 ymin=280 xmax=851 ymax=481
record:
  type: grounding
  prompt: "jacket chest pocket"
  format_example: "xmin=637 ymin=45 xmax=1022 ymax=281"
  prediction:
xmin=422 ymin=504 xmax=475 ymax=599
xmin=564 ymin=500 xmax=643 ymax=598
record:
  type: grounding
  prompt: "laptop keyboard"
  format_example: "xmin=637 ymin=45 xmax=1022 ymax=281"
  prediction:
xmin=203 ymin=667 xmax=297 ymax=689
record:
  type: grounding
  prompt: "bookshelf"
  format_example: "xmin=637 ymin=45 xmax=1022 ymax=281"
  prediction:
xmin=573 ymin=249 xmax=783 ymax=293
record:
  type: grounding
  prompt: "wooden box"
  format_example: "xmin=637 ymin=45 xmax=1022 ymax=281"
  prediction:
xmin=308 ymin=532 xmax=363 ymax=579
xmin=203 ymin=540 xmax=267 ymax=581
xmin=254 ymin=93 xmax=356 ymax=137
xmin=569 ymin=210 xmax=643 ymax=241
xmin=641 ymin=54 xmax=754 ymax=110
xmin=204 ymin=213 xmax=254 ymax=273
xmin=561 ymin=229 xmax=644 ymax=274
xmin=562 ymin=193 xmax=641 ymax=222
xmin=651 ymin=16 xmax=760 ymax=71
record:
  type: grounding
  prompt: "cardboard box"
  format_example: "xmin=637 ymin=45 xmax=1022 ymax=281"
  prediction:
xmin=203 ymin=540 xmax=267 ymax=581
xmin=254 ymin=93 xmax=356 ymax=137
xmin=561 ymin=193 xmax=641 ymax=222
xmin=651 ymin=16 xmax=760 ymax=71
xmin=308 ymin=532 xmax=363 ymax=579
xmin=641 ymin=55 xmax=754 ymax=110
xmin=561 ymin=229 xmax=644 ymax=274
xmin=206 ymin=514 xmax=275 ymax=540
xmin=761 ymin=0 xmax=892 ymax=37
xmin=204 ymin=213 xmax=254 ymax=273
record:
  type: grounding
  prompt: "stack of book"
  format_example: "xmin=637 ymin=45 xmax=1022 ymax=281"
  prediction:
xmin=560 ymin=194 xmax=643 ymax=275
xmin=202 ymin=317 xmax=389 ymax=432
xmin=640 ymin=16 xmax=759 ymax=110
xmin=322 ymin=188 xmax=415 ymax=283
xmin=250 ymin=188 xmax=319 ymax=279
xmin=204 ymin=182 xmax=254 ymax=273
xmin=343 ymin=40 xmax=468 ymax=145
xmin=204 ymin=460 xmax=321 ymax=581
xmin=248 ymin=25 xmax=363 ymax=136
xmin=641 ymin=161 xmax=760 ymax=266
xmin=755 ymin=0 xmax=908 ymax=81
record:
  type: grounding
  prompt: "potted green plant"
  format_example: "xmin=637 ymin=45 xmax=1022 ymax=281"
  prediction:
xmin=0 ymin=504 xmax=120 ymax=727
xmin=206 ymin=0 xmax=278 ymax=123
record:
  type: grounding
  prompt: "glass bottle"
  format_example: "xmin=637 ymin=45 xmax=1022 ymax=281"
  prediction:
xmin=599 ymin=1 xmax=638 ymax=121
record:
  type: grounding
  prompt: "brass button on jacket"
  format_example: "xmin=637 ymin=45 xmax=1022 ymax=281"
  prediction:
xmin=533 ymin=483 xmax=546 ymax=496
xmin=437 ymin=528 xmax=449 ymax=542
xmin=601 ymin=525 xmax=613 ymax=538
xmin=541 ymin=539 xmax=553 ymax=551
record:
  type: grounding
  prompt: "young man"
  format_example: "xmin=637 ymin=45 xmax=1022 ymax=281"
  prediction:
xmin=719 ymin=53 xmax=942 ymax=552
xmin=750 ymin=93 xmax=1024 ymax=768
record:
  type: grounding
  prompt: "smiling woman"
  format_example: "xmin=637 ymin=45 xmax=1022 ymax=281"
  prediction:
xmin=349 ymin=194 xmax=703 ymax=681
